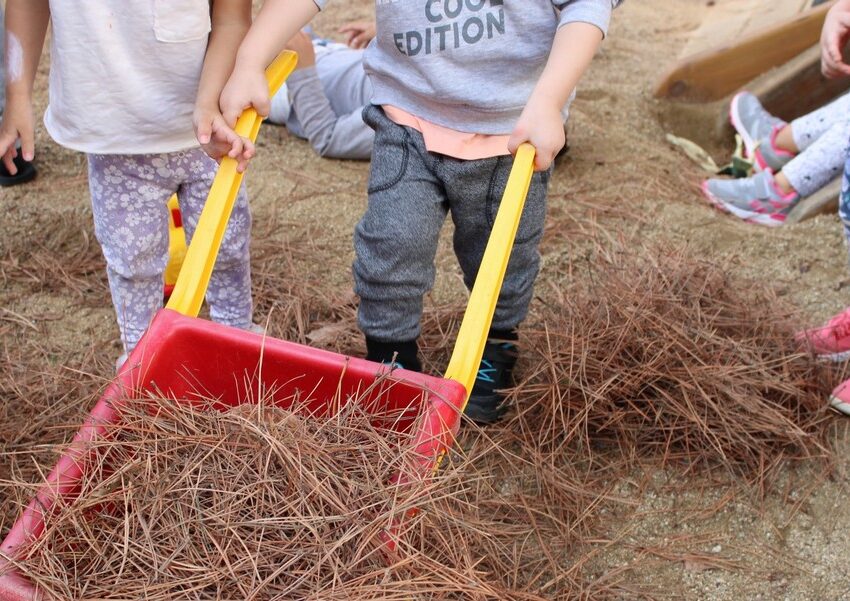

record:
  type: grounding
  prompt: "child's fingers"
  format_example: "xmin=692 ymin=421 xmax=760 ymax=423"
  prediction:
xmin=227 ymin=136 xmax=244 ymax=159
xmin=338 ymin=23 xmax=363 ymax=37
xmin=829 ymin=32 xmax=846 ymax=65
xmin=241 ymin=138 xmax=256 ymax=160
xmin=507 ymin=129 xmax=527 ymax=157
xmin=534 ymin=151 xmax=555 ymax=172
xmin=252 ymin=93 xmax=271 ymax=119
xmin=18 ymin=129 xmax=35 ymax=163
xmin=196 ymin=120 xmax=213 ymax=145
xmin=222 ymin=106 xmax=243 ymax=129
xmin=0 ymin=130 xmax=23 ymax=173
xmin=0 ymin=131 xmax=17 ymax=160
xmin=829 ymin=16 xmax=850 ymax=65
xmin=353 ymin=33 xmax=370 ymax=49
xmin=2 ymin=147 xmax=18 ymax=175
xmin=339 ymin=24 xmax=363 ymax=47
xmin=221 ymin=96 xmax=249 ymax=128
xmin=235 ymin=154 xmax=250 ymax=173
xmin=825 ymin=37 xmax=850 ymax=77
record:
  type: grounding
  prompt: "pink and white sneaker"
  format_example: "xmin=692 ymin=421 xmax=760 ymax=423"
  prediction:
xmin=796 ymin=307 xmax=850 ymax=362
xmin=701 ymin=169 xmax=799 ymax=227
xmin=829 ymin=379 xmax=850 ymax=415
xmin=729 ymin=92 xmax=795 ymax=172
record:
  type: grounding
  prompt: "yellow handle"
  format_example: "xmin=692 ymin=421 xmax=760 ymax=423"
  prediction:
xmin=444 ymin=143 xmax=536 ymax=406
xmin=164 ymin=194 xmax=187 ymax=290
xmin=166 ymin=50 xmax=298 ymax=317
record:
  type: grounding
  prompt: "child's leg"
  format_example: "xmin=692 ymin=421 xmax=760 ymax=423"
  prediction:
xmin=88 ymin=154 xmax=176 ymax=353
xmin=436 ymin=157 xmax=548 ymax=421
xmin=176 ymin=149 xmax=253 ymax=330
xmin=790 ymin=92 xmax=850 ymax=151
xmin=446 ymin=158 xmax=549 ymax=332
xmin=353 ymin=106 xmax=448 ymax=368
xmin=781 ymin=117 xmax=850 ymax=197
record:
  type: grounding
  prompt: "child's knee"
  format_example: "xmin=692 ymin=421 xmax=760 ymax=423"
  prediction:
xmin=354 ymin=244 xmax=434 ymax=300
xmin=95 ymin=219 xmax=169 ymax=279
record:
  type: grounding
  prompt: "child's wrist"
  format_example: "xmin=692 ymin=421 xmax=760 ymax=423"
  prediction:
xmin=194 ymin=98 xmax=220 ymax=114
xmin=234 ymin=47 xmax=268 ymax=73
xmin=6 ymin=88 xmax=33 ymax=105
xmin=524 ymin=93 xmax=563 ymax=116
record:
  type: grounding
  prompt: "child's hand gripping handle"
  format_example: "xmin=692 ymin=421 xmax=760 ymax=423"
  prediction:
xmin=166 ymin=51 xmax=298 ymax=318
xmin=444 ymin=143 xmax=536 ymax=405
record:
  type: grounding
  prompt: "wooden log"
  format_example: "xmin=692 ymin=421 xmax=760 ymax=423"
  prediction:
xmin=680 ymin=0 xmax=811 ymax=59
xmin=786 ymin=177 xmax=841 ymax=224
xmin=753 ymin=45 xmax=850 ymax=120
xmin=654 ymin=1 xmax=834 ymax=103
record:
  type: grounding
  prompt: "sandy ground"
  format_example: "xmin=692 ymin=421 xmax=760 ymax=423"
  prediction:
xmin=3 ymin=0 xmax=850 ymax=599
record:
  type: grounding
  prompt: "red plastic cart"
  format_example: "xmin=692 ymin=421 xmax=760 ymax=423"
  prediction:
xmin=0 ymin=51 xmax=536 ymax=601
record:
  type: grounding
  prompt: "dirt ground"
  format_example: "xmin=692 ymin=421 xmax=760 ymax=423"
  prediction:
xmin=3 ymin=0 xmax=850 ymax=599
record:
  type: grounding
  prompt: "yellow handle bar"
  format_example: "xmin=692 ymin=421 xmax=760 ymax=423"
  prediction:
xmin=166 ymin=51 xmax=298 ymax=317
xmin=444 ymin=143 xmax=536 ymax=405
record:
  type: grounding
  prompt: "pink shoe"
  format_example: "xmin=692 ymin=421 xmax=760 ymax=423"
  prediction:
xmin=830 ymin=379 xmax=850 ymax=415
xmin=796 ymin=307 xmax=850 ymax=362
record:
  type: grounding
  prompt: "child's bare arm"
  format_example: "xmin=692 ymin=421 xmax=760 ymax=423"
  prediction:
xmin=220 ymin=0 xmax=320 ymax=128
xmin=821 ymin=0 xmax=850 ymax=78
xmin=0 ymin=0 xmax=49 ymax=172
xmin=509 ymin=22 xmax=603 ymax=171
xmin=194 ymin=0 xmax=253 ymax=170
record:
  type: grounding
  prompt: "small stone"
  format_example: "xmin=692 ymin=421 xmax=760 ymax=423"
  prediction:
xmin=711 ymin=544 xmax=722 ymax=553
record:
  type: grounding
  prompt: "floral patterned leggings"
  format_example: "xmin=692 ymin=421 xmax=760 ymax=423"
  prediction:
xmin=88 ymin=149 xmax=252 ymax=353
xmin=785 ymin=91 xmax=850 ymax=197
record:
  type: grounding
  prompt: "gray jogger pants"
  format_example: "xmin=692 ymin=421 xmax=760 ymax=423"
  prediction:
xmin=353 ymin=105 xmax=549 ymax=342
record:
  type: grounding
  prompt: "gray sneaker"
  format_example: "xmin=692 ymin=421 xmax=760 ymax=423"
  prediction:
xmin=729 ymin=92 xmax=793 ymax=172
xmin=701 ymin=170 xmax=799 ymax=227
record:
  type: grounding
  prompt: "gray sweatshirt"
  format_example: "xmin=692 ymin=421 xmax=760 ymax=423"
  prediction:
xmin=313 ymin=0 xmax=620 ymax=134
xmin=268 ymin=40 xmax=373 ymax=160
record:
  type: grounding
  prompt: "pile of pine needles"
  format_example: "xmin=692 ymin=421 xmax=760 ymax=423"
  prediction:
xmin=0 ymin=239 xmax=838 ymax=600
xmin=11 ymin=397 xmax=507 ymax=599
xmin=506 ymin=244 xmax=834 ymax=479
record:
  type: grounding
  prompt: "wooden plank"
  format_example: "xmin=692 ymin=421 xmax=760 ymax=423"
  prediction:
xmin=654 ymin=1 xmax=834 ymax=102
xmin=786 ymin=177 xmax=840 ymax=224
xmin=751 ymin=44 xmax=850 ymax=121
xmin=681 ymin=0 xmax=810 ymax=59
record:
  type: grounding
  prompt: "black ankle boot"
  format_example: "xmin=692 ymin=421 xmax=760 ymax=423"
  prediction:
xmin=365 ymin=337 xmax=422 ymax=372
xmin=465 ymin=331 xmax=518 ymax=424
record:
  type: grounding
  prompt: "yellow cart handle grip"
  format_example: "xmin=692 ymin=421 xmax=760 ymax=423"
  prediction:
xmin=444 ymin=143 xmax=536 ymax=406
xmin=166 ymin=51 xmax=298 ymax=317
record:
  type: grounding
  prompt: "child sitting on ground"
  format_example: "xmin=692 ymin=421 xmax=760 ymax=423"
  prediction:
xmin=0 ymin=0 xmax=257 ymax=369
xmin=214 ymin=0 xmax=620 ymax=423
xmin=701 ymin=90 xmax=850 ymax=227
xmin=267 ymin=24 xmax=375 ymax=160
